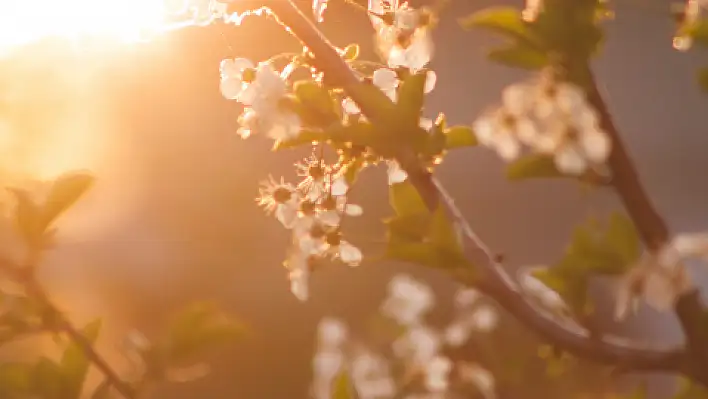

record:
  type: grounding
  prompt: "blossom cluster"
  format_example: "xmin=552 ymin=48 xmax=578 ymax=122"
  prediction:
xmin=614 ymin=232 xmax=708 ymax=320
xmin=673 ymin=0 xmax=708 ymax=51
xmin=473 ymin=72 xmax=611 ymax=176
xmin=214 ymin=0 xmax=444 ymax=301
xmin=367 ymin=0 xmax=436 ymax=72
xmin=312 ymin=274 xmax=498 ymax=399
xmin=257 ymin=162 xmax=364 ymax=301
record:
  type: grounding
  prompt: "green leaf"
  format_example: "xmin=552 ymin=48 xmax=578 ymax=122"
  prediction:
xmin=459 ymin=7 xmax=534 ymax=43
xmin=164 ymin=302 xmax=245 ymax=365
xmin=8 ymin=188 xmax=43 ymax=244
xmin=385 ymin=241 xmax=447 ymax=267
xmin=332 ymin=371 xmax=359 ymax=399
xmin=561 ymin=214 xmax=638 ymax=276
xmin=604 ymin=212 xmax=640 ymax=266
xmin=444 ymin=125 xmax=478 ymax=149
xmin=626 ymin=384 xmax=648 ymax=399
xmin=385 ymin=214 xmax=431 ymax=242
xmin=395 ymin=71 xmax=428 ymax=126
xmin=683 ymin=20 xmax=708 ymax=47
xmin=506 ymin=154 xmax=564 ymax=181
xmin=698 ymin=68 xmax=708 ymax=93
xmin=429 ymin=206 xmax=461 ymax=254
xmin=293 ymin=80 xmax=338 ymax=126
xmin=675 ymin=377 xmax=708 ymax=399
xmin=487 ymin=43 xmax=548 ymax=70
xmin=342 ymin=44 xmax=360 ymax=61
xmin=346 ymin=82 xmax=397 ymax=122
xmin=60 ymin=319 xmax=102 ymax=399
xmin=42 ymin=172 xmax=95 ymax=229
xmin=0 ymin=363 xmax=33 ymax=398
xmin=389 ymin=181 xmax=428 ymax=217
xmin=531 ymin=0 xmax=605 ymax=62
xmin=31 ymin=357 xmax=67 ymax=399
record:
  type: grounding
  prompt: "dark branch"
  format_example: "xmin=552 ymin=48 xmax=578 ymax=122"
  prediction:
xmin=584 ymin=71 xmax=708 ymax=386
xmin=263 ymin=0 xmax=690 ymax=379
xmin=0 ymin=257 xmax=137 ymax=399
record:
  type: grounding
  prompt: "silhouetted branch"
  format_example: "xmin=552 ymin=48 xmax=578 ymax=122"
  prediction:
xmin=0 ymin=257 xmax=137 ymax=399
xmin=584 ymin=70 xmax=708 ymax=387
xmin=262 ymin=0 xmax=694 ymax=381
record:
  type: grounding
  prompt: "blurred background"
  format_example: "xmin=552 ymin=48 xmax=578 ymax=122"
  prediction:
xmin=0 ymin=0 xmax=706 ymax=398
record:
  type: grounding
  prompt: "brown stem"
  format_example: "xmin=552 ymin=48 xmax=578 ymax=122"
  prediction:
xmin=0 ymin=258 xmax=137 ymax=399
xmin=262 ymin=0 xmax=690 ymax=378
xmin=584 ymin=70 xmax=708 ymax=385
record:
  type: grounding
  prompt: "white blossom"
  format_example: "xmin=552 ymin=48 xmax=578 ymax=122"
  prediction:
xmin=368 ymin=1 xmax=435 ymax=71
xmin=392 ymin=324 xmax=441 ymax=366
xmin=522 ymin=0 xmax=544 ymax=22
xmin=423 ymin=355 xmax=452 ymax=392
xmin=387 ymin=161 xmax=408 ymax=185
xmin=287 ymin=253 xmax=311 ymax=301
xmin=313 ymin=0 xmax=329 ymax=22
xmin=223 ymin=60 xmax=302 ymax=141
xmin=472 ymin=107 xmax=537 ymax=161
xmin=312 ymin=349 xmax=345 ymax=399
xmin=458 ymin=362 xmax=496 ymax=399
xmin=381 ymin=274 xmax=434 ymax=326
xmin=351 ymin=351 xmax=397 ymax=399
xmin=614 ymin=233 xmax=708 ymax=320
xmin=187 ymin=0 xmax=229 ymax=25
xmin=318 ymin=317 xmax=349 ymax=348
xmin=219 ymin=57 xmax=255 ymax=100
xmin=475 ymin=75 xmax=611 ymax=175
xmin=256 ymin=176 xmax=300 ymax=228
xmin=468 ymin=305 xmax=499 ymax=333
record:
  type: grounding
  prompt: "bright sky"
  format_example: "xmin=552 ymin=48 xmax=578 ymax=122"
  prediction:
xmin=0 ymin=0 xmax=178 ymax=236
xmin=0 ymin=0 xmax=172 ymax=54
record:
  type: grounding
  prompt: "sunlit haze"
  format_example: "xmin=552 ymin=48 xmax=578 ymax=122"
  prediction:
xmin=0 ymin=0 xmax=173 ymax=54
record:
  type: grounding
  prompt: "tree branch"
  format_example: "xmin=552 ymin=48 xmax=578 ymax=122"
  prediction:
xmin=262 ymin=0 xmax=690 ymax=379
xmin=0 ymin=257 xmax=137 ymax=399
xmin=584 ymin=69 xmax=708 ymax=386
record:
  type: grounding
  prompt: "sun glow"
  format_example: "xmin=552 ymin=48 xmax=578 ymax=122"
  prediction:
xmin=0 ymin=0 xmax=174 ymax=53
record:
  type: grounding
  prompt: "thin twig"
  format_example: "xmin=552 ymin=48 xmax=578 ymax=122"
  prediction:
xmin=0 ymin=257 xmax=137 ymax=399
xmin=262 ymin=0 xmax=691 ymax=379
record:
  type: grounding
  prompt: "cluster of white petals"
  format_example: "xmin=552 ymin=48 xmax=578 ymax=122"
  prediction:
xmin=614 ymin=232 xmax=708 ymax=320
xmin=473 ymin=72 xmax=611 ymax=176
xmin=256 ymin=157 xmax=363 ymax=301
xmin=220 ymin=58 xmax=302 ymax=141
xmin=368 ymin=0 xmax=435 ymax=71
xmin=310 ymin=275 xmax=498 ymax=399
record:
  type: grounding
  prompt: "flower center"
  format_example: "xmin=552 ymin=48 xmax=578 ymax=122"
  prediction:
xmin=300 ymin=199 xmax=316 ymax=215
xmin=242 ymin=68 xmax=257 ymax=83
xmin=321 ymin=195 xmax=337 ymax=211
xmin=325 ymin=230 xmax=342 ymax=246
xmin=310 ymin=223 xmax=327 ymax=239
xmin=308 ymin=164 xmax=325 ymax=180
xmin=273 ymin=187 xmax=292 ymax=203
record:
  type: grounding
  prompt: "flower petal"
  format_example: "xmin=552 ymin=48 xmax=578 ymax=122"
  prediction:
xmin=339 ymin=241 xmax=363 ymax=266
xmin=372 ymin=68 xmax=399 ymax=91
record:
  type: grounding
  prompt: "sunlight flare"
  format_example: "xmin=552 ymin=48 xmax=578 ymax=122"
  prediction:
xmin=0 ymin=0 xmax=176 ymax=53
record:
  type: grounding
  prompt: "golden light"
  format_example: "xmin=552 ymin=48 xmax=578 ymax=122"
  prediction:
xmin=0 ymin=0 xmax=174 ymax=54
